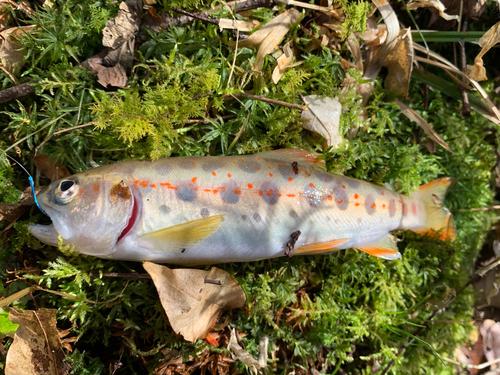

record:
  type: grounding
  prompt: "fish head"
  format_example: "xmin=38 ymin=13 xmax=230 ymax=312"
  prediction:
xmin=29 ymin=168 xmax=136 ymax=257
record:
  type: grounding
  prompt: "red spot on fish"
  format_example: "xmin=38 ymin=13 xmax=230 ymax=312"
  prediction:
xmin=399 ymin=200 xmax=402 ymax=203
xmin=278 ymin=164 xmax=283 ymax=167
xmin=213 ymin=189 xmax=219 ymax=194
xmin=325 ymin=179 xmax=328 ymax=182
xmin=309 ymin=183 xmax=315 ymax=188
xmin=258 ymin=190 xmax=263 ymax=196
xmin=354 ymin=193 xmax=359 ymax=199
xmin=139 ymin=181 xmax=149 ymax=188
xmin=371 ymin=203 xmax=376 ymax=209
xmin=234 ymin=189 xmax=241 ymax=194
xmin=192 ymin=162 xmax=196 ymax=165
xmin=383 ymin=204 xmax=386 ymax=209
xmin=327 ymin=195 xmax=333 ymax=201
xmin=355 ymin=202 xmax=360 ymax=206
xmin=268 ymin=166 xmax=272 ymax=169
xmin=279 ymin=194 xmax=282 ymax=197
xmin=288 ymin=177 xmax=293 ymax=182
xmin=194 ymin=187 xmax=198 ymax=191
xmin=150 ymin=184 xmax=156 ymax=188
xmin=248 ymin=183 xmax=253 ymax=189
xmin=342 ymin=185 xmax=346 ymax=189
xmin=239 ymin=159 xmax=243 ymax=161
xmin=212 ymin=171 xmax=217 ymax=176
xmin=192 ymin=177 xmax=197 ymax=183
xmin=258 ymin=158 xmax=261 ymax=160
xmin=233 ymin=161 xmax=237 ymax=164
xmin=338 ymin=199 xmax=343 ymax=204
xmin=113 ymin=197 xmax=116 ymax=202
xmin=93 ymin=184 xmax=99 ymax=191
xmin=169 ymin=186 xmax=178 ymax=191
xmin=78 ymin=190 xmax=83 ymax=197
xmin=204 ymin=189 xmax=211 ymax=192
xmin=287 ymin=194 xmax=296 ymax=198
xmin=269 ymin=173 xmax=273 ymax=177
xmin=134 ymin=180 xmax=139 ymax=186
xmin=228 ymin=173 xmax=232 ymax=178
xmin=254 ymin=166 xmax=258 ymax=170
xmin=393 ymin=199 xmax=396 ymax=202
xmin=381 ymin=191 xmax=385 ymax=195
xmin=266 ymin=189 xmax=274 ymax=196
xmin=160 ymin=182 xmax=168 ymax=187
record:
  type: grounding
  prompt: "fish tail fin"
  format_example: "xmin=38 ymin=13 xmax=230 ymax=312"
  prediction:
xmin=414 ymin=178 xmax=456 ymax=240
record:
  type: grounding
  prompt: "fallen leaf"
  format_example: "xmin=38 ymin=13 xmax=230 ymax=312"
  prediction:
xmin=5 ymin=308 xmax=70 ymax=375
xmin=272 ymin=41 xmax=295 ymax=84
xmin=227 ymin=328 xmax=262 ymax=371
xmin=407 ymin=0 xmax=459 ymax=21
xmin=101 ymin=0 xmax=141 ymax=71
xmin=301 ymin=95 xmax=342 ymax=149
xmin=34 ymin=154 xmax=71 ymax=182
xmin=0 ymin=26 xmax=35 ymax=76
xmin=143 ymin=262 xmax=246 ymax=342
xmin=0 ymin=187 xmax=35 ymax=230
xmin=384 ymin=28 xmax=413 ymax=99
xmin=235 ymin=9 xmax=302 ymax=71
xmin=468 ymin=20 xmax=500 ymax=82
xmin=480 ymin=319 xmax=500 ymax=371
xmin=84 ymin=55 xmax=128 ymax=88
xmin=218 ymin=18 xmax=259 ymax=32
xmin=394 ymin=100 xmax=452 ymax=152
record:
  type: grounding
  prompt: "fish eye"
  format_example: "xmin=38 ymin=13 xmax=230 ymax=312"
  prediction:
xmin=53 ymin=178 xmax=79 ymax=205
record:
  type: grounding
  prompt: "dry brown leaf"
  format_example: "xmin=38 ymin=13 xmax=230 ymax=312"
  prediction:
xmin=0 ymin=26 xmax=35 ymax=75
xmin=227 ymin=328 xmax=262 ymax=371
xmin=5 ymin=308 xmax=70 ymax=375
xmin=143 ymin=262 xmax=246 ymax=343
xmin=468 ymin=21 xmax=500 ymax=82
xmin=0 ymin=5 xmax=12 ymax=32
xmin=301 ymin=95 xmax=342 ymax=149
xmin=394 ymin=100 xmax=452 ymax=152
xmin=272 ymin=41 xmax=294 ymax=84
xmin=101 ymin=0 xmax=141 ymax=71
xmin=384 ymin=28 xmax=413 ymax=99
xmin=218 ymin=18 xmax=259 ymax=32
xmin=235 ymin=9 xmax=302 ymax=71
xmin=407 ymin=0 xmax=459 ymax=21
xmin=0 ymin=187 xmax=36 ymax=230
xmin=34 ymin=154 xmax=71 ymax=182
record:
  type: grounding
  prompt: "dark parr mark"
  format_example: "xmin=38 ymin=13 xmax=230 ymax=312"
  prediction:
xmin=160 ymin=205 xmax=171 ymax=214
xmin=260 ymin=181 xmax=280 ymax=205
xmin=289 ymin=209 xmax=299 ymax=219
xmin=201 ymin=208 xmax=210 ymax=217
xmin=253 ymin=213 xmax=262 ymax=222
xmin=202 ymin=159 xmax=225 ymax=173
xmin=334 ymin=186 xmax=348 ymax=210
xmin=278 ymin=164 xmax=295 ymax=180
xmin=402 ymin=202 xmax=408 ymax=216
xmin=365 ymin=194 xmax=376 ymax=215
xmin=110 ymin=180 xmax=132 ymax=200
xmin=178 ymin=159 xmax=197 ymax=170
xmin=241 ymin=215 xmax=248 ymax=221
xmin=284 ymin=230 xmax=301 ymax=258
xmin=388 ymin=199 xmax=396 ymax=217
xmin=316 ymin=171 xmax=333 ymax=183
xmin=175 ymin=180 xmax=198 ymax=202
xmin=344 ymin=177 xmax=360 ymax=189
xmin=237 ymin=160 xmax=261 ymax=173
xmin=220 ymin=180 xmax=240 ymax=204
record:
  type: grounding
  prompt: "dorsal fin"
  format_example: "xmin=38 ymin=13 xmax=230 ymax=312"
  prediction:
xmin=138 ymin=215 xmax=224 ymax=254
xmin=258 ymin=149 xmax=326 ymax=171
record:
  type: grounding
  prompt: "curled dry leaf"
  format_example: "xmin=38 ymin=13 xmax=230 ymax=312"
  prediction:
xmin=407 ymin=0 xmax=459 ymax=21
xmin=227 ymin=328 xmax=262 ymax=371
xmin=394 ymin=100 xmax=452 ymax=152
xmin=384 ymin=28 xmax=413 ymax=99
xmin=301 ymin=95 xmax=342 ymax=149
xmin=0 ymin=26 xmax=35 ymax=75
xmin=235 ymin=8 xmax=302 ymax=71
xmin=5 ymin=308 xmax=70 ymax=375
xmin=272 ymin=41 xmax=294 ymax=84
xmin=34 ymin=154 xmax=71 ymax=182
xmin=143 ymin=262 xmax=246 ymax=343
xmin=468 ymin=20 xmax=500 ymax=82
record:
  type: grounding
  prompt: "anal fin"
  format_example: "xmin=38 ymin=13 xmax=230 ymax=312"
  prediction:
xmin=294 ymin=238 xmax=349 ymax=255
xmin=138 ymin=215 xmax=224 ymax=254
xmin=357 ymin=234 xmax=401 ymax=260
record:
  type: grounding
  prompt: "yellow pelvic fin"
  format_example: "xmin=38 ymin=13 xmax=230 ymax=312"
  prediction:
xmin=294 ymin=238 xmax=350 ymax=255
xmin=357 ymin=234 xmax=401 ymax=260
xmin=138 ymin=215 xmax=224 ymax=254
xmin=258 ymin=148 xmax=326 ymax=171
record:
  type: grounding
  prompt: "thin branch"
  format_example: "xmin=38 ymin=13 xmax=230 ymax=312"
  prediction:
xmin=231 ymin=92 xmax=307 ymax=111
xmin=90 ymin=272 xmax=151 ymax=279
xmin=0 ymin=81 xmax=37 ymax=104
xmin=380 ymin=256 xmax=500 ymax=374
xmin=35 ymin=122 xmax=96 ymax=156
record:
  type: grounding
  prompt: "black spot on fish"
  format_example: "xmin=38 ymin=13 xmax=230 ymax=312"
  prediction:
xmin=260 ymin=181 xmax=279 ymax=205
xmin=175 ymin=181 xmax=197 ymax=202
xmin=201 ymin=208 xmax=209 ymax=217
xmin=220 ymin=180 xmax=240 ymax=205
xmin=160 ymin=205 xmax=171 ymax=214
xmin=289 ymin=209 xmax=298 ymax=219
xmin=241 ymin=215 xmax=248 ymax=221
xmin=238 ymin=160 xmax=261 ymax=173
xmin=253 ymin=213 xmax=262 ymax=222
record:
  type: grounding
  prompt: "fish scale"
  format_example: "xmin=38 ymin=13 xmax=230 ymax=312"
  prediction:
xmin=29 ymin=149 xmax=456 ymax=263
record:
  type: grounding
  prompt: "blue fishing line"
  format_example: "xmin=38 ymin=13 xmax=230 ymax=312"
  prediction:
xmin=4 ymin=154 xmax=48 ymax=216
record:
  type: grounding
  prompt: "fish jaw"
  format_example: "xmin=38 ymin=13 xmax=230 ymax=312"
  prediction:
xmin=28 ymin=223 xmax=60 ymax=247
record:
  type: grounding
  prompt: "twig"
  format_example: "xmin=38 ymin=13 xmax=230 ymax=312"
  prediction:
xmin=380 ymin=256 xmax=500 ymax=374
xmin=90 ymin=271 xmax=151 ymax=279
xmin=456 ymin=205 xmax=500 ymax=212
xmin=171 ymin=7 xmax=219 ymax=26
xmin=441 ymin=354 xmax=500 ymax=370
xmin=0 ymin=81 xmax=37 ymax=104
xmin=35 ymin=122 xmax=96 ymax=156
xmin=231 ymin=92 xmax=307 ymax=111
xmin=459 ymin=16 xmax=471 ymax=118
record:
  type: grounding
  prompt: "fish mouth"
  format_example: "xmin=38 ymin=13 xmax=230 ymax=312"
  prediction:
xmin=28 ymin=223 xmax=60 ymax=247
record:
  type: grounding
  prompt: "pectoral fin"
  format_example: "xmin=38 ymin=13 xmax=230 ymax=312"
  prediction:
xmin=294 ymin=238 xmax=350 ymax=255
xmin=357 ymin=234 xmax=401 ymax=260
xmin=138 ymin=215 xmax=224 ymax=254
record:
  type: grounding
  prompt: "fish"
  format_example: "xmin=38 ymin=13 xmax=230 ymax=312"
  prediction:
xmin=28 ymin=149 xmax=456 ymax=264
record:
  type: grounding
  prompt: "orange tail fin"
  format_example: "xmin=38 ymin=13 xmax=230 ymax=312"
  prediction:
xmin=414 ymin=178 xmax=456 ymax=240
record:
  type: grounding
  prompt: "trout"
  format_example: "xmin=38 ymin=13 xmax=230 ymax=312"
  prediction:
xmin=29 ymin=149 xmax=456 ymax=263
